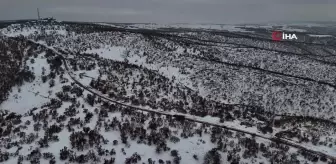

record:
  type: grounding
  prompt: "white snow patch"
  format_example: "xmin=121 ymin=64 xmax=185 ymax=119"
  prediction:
xmin=85 ymin=46 xmax=127 ymax=61
xmin=308 ymin=34 xmax=334 ymax=37
xmin=281 ymin=27 xmax=307 ymax=32
xmin=0 ymin=53 xmax=50 ymax=113
xmin=0 ymin=52 xmax=72 ymax=114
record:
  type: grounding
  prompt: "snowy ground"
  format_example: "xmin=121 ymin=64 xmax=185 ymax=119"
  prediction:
xmin=1 ymin=20 xmax=336 ymax=164
xmin=0 ymin=53 xmax=52 ymax=114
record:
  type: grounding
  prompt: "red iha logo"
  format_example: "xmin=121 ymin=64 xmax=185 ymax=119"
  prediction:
xmin=272 ymin=31 xmax=298 ymax=41
xmin=272 ymin=31 xmax=282 ymax=41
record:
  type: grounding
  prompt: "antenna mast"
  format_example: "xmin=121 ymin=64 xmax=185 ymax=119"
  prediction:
xmin=37 ymin=8 xmax=40 ymax=20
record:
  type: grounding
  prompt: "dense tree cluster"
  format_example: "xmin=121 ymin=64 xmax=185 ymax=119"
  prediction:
xmin=69 ymin=129 xmax=105 ymax=151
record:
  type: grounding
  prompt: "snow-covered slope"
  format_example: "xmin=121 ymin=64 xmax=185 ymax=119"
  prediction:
xmin=1 ymin=20 xmax=336 ymax=164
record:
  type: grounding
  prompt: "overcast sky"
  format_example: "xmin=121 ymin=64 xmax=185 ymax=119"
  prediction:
xmin=1 ymin=0 xmax=335 ymax=24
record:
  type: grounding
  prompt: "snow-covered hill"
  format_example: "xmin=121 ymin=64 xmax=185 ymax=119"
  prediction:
xmin=1 ymin=20 xmax=336 ymax=164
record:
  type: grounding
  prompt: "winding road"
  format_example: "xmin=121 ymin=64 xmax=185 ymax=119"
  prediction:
xmin=25 ymin=39 xmax=336 ymax=162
